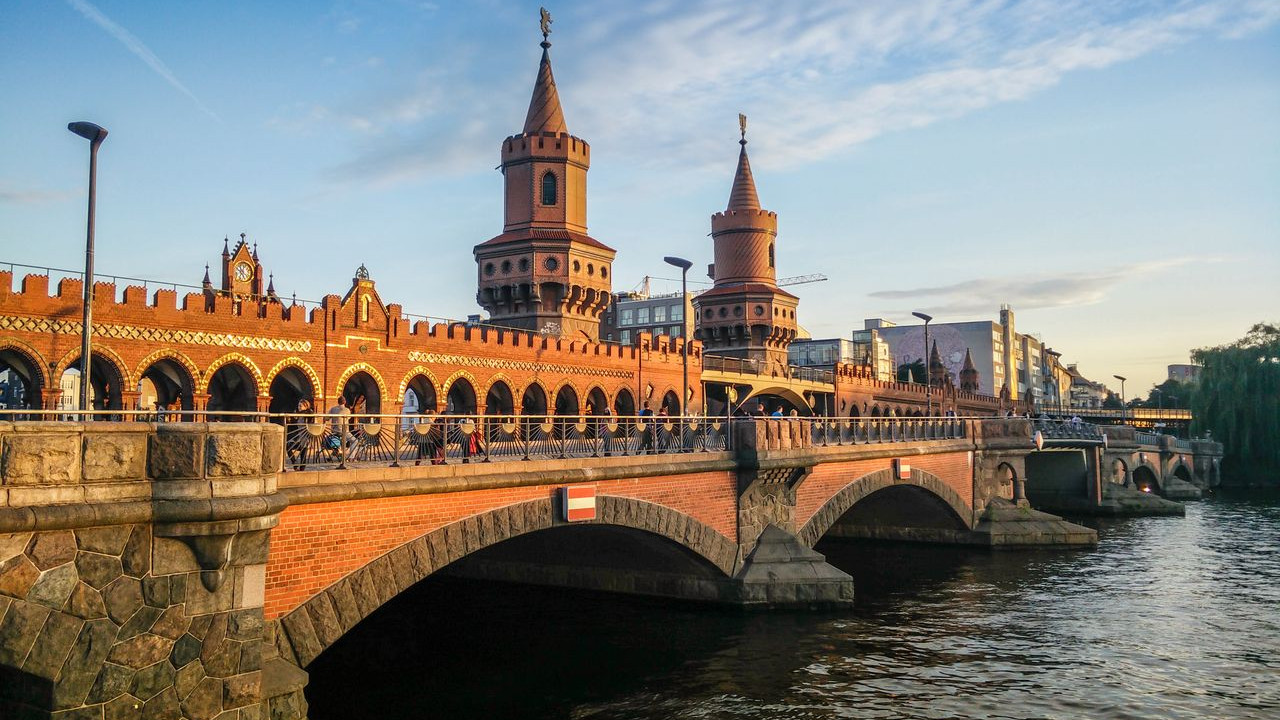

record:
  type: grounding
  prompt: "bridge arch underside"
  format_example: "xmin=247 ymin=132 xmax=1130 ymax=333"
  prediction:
xmin=800 ymin=469 xmax=973 ymax=546
xmin=274 ymin=496 xmax=737 ymax=670
xmin=1132 ymin=464 xmax=1162 ymax=494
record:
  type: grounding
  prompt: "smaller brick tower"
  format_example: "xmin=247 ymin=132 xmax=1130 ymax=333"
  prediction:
xmin=474 ymin=17 xmax=615 ymax=340
xmin=694 ymin=119 xmax=798 ymax=370
xmin=929 ymin=340 xmax=950 ymax=387
xmin=960 ymin=348 xmax=981 ymax=394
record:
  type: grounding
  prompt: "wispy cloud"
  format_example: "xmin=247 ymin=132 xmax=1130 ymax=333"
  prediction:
xmin=0 ymin=184 xmax=78 ymax=205
xmin=866 ymin=257 xmax=1209 ymax=316
xmin=65 ymin=0 xmax=221 ymax=122
xmin=306 ymin=0 xmax=1280 ymax=185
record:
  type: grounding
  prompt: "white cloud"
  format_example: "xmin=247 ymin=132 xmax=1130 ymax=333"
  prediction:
xmin=310 ymin=0 xmax=1280 ymax=184
xmin=865 ymin=257 xmax=1210 ymax=316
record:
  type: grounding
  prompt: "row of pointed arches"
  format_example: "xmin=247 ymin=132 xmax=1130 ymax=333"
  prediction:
xmin=0 ymin=341 xmax=684 ymax=418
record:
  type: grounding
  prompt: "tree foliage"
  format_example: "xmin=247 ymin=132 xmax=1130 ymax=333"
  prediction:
xmin=1135 ymin=379 xmax=1194 ymax=409
xmin=897 ymin=360 xmax=925 ymax=384
xmin=1191 ymin=323 xmax=1280 ymax=482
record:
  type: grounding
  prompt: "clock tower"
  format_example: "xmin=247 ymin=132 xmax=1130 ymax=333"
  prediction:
xmin=473 ymin=15 xmax=615 ymax=341
xmin=221 ymin=233 xmax=264 ymax=297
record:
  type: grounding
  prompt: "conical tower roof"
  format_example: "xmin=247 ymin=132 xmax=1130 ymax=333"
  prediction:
xmin=727 ymin=140 xmax=761 ymax=211
xmin=523 ymin=43 xmax=568 ymax=135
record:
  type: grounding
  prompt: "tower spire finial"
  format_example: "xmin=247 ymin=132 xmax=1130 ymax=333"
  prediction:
xmin=727 ymin=116 xmax=760 ymax=211
xmin=539 ymin=7 xmax=553 ymax=47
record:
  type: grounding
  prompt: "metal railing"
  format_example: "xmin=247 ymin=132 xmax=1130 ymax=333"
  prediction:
xmin=1035 ymin=418 xmax=1105 ymax=441
xmin=810 ymin=416 xmax=968 ymax=446
xmin=702 ymin=355 xmax=834 ymax=384
xmin=1135 ymin=431 xmax=1163 ymax=447
xmin=0 ymin=410 xmax=731 ymax=470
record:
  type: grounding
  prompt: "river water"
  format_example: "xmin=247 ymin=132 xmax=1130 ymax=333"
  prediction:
xmin=308 ymin=491 xmax=1280 ymax=719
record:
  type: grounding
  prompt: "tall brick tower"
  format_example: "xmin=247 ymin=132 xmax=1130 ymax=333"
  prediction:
xmin=694 ymin=119 xmax=798 ymax=370
xmin=474 ymin=17 xmax=615 ymax=340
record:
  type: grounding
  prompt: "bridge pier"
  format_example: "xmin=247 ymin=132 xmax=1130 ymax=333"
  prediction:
xmin=0 ymin=422 xmax=284 ymax=720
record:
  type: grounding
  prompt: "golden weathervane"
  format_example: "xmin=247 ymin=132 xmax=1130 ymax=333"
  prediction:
xmin=739 ymin=113 xmax=748 ymax=141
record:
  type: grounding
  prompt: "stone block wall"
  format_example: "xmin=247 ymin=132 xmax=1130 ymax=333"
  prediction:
xmin=0 ymin=422 xmax=283 ymax=720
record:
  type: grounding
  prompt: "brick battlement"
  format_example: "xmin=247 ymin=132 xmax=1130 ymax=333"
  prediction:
xmin=502 ymin=131 xmax=590 ymax=163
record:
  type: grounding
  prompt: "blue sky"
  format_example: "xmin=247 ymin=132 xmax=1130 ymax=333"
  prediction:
xmin=1 ymin=0 xmax=1277 ymax=396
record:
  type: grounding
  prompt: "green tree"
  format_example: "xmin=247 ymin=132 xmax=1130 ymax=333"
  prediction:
xmin=1137 ymin=379 xmax=1194 ymax=408
xmin=1191 ymin=323 xmax=1280 ymax=483
xmin=897 ymin=359 xmax=925 ymax=384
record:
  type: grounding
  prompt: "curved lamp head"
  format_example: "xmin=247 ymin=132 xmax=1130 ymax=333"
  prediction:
xmin=911 ymin=311 xmax=933 ymax=323
xmin=68 ymin=121 xmax=108 ymax=146
xmin=663 ymin=256 xmax=693 ymax=271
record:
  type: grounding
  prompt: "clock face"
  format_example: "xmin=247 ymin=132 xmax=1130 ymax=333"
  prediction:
xmin=234 ymin=262 xmax=254 ymax=282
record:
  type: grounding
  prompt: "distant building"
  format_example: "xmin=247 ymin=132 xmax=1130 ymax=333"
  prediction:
xmin=1064 ymin=364 xmax=1108 ymax=409
xmin=1167 ymin=364 xmax=1201 ymax=383
xmin=600 ymin=291 xmax=693 ymax=345
xmin=867 ymin=314 xmax=1010 ymax=397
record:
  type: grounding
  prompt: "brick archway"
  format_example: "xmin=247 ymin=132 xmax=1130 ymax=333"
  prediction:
xmin=273 ymin=495 xmax=737 ymax=669
xmin=798 ymin=467 xmax=973 ymax=546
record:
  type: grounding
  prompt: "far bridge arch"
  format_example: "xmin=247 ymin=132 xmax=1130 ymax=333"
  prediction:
xmin=799 ymin=467 xmax=972 ymax=547
xmin=273 ymin=495 xmax=737 ymax=670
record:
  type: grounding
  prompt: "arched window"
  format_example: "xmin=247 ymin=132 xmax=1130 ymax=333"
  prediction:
xmin=360 ymin=295 xmax=370 ymax=322
xmin=541 ymin=172 xmax=557 ymax=206
xmin=768 ymin=243 xmax=775 ymax=268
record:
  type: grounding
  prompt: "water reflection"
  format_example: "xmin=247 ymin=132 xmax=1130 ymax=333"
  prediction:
xmin=308 ymin=492 xmax=1280 ymax=719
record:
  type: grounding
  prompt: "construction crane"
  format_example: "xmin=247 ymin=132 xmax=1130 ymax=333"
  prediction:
xmin=629 ymin=272 xmax=826 ymax=298
xmin=777 ymin=273 xmax=828 ymax=287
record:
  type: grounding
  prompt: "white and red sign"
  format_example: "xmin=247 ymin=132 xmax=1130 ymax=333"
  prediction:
xmin=560 ymin=485 xmax=596 ymax=522
xmin=894 ymin=459 xmax=911 ymax=480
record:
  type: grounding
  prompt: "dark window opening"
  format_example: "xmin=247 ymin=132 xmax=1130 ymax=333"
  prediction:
xmin=542 ymin=172 xmax=557 ymax=206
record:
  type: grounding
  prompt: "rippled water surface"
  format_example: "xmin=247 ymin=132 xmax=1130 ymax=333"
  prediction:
xmin=309 ymin=491 xmax=1280 ymax=719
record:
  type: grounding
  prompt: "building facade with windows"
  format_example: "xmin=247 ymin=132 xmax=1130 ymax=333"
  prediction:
xmin=599 ymin=291 xmax=693 ymax=345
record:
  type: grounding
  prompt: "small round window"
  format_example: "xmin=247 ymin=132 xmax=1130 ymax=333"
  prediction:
xmin=754 ymin=305 xmax=764 ymax=316
xmin=483 ymin=262 xmax=496 ymax=277
xmin=572 ymin=260 xmax=581 ymax=273
xmin=587 ymin=263 xmax=595 ymax=276
xmin=544 ymin=257 xmax=560 ymax=271
xmin=519 ymin=258 xmax=530 ymax=272
xmin=500 ymin=260 xmax=512 ymax=273
xmin=600 ymin=266 xmax=608 ymax=279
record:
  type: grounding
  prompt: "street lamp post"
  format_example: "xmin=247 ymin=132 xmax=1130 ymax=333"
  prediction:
xmin=912 ymin=311 xmax=933 ymax=416
xmin=1113 ymin=374 xmax=1127 ymax=425
xmin=68 ymin=121 xmax=108 ymax=416
xmin=663 ymin=256 xmax=693 ymax=416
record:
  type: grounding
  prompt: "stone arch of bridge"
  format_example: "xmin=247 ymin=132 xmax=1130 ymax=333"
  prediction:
xmin=137 ymin=350 xmax=199 ymax=413
xmin=742 ymin=385 xmax=811 ymax=416
xmin=200 ymin=353 xmax=263 ymax=395
xmin=613 ymin=386 xmax=636 ymax=416
xmin=265 ymin=358 xmax=320 ymax=400
xmin=798 ymin=467 xmax=972 ymax=547
xmin=399 ymin=367 xmax=439 ymax=414
xmin=1132 ymin=464 xmax=1161 ymax=494
xmin=54 ymin=346 xmax=130 ymax=412
xmin=553 ymin=381 xmax=580 ymax=416
xmin=0 ymin=338 xmax=48 ymax=408
xmin=520 ymin=380 xmax=549 ymax=415
xmin=274 ymin=495 xmax=738 ymax=669
xmin=334 ymin=363 xmax=387 ymax=412
xmin=483 ymin=375 xmax=516 ymax=415
xmin=443 ymin=371 xmax=478 ymax=414
xmin=1109 ymin=456 xmax=1130 ymax=485
xmin=1171 ymin=462 xmax=1193 ymax=484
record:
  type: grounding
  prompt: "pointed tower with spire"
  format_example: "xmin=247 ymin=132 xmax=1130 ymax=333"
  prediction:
xmin=959 ymin=348 xmax=981 ymax=394
xmin=473 ymin=10 xmax=615 ymax=340
xmin=929 ymin=340 xmax=950 ymax=388
xmin=693 ymin=116 xmax=798 ymax=369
